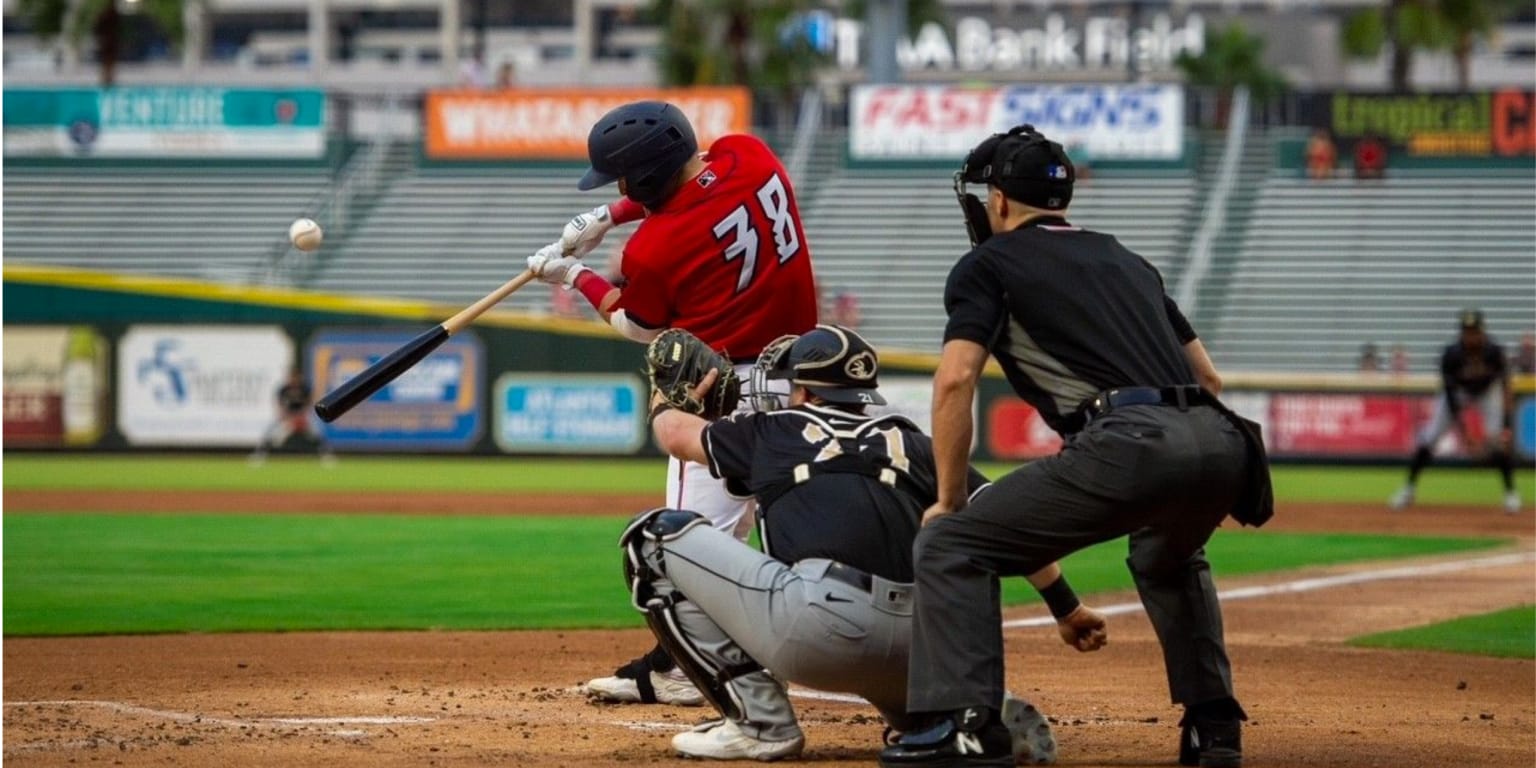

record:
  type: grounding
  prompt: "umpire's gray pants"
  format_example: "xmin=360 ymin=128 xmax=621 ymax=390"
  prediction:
xmin=908 ymin=404 xmax=1249 ymax=715
xmin=639 ymin=525 xmax=915 ymax=742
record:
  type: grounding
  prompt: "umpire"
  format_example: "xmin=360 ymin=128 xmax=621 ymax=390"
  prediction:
xmin=879 ymin=126 xmax=1272 ymax=768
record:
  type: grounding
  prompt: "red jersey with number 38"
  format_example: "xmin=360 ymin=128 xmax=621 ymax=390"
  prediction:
xmin=618 ymin=134 xmax=818 ymax=358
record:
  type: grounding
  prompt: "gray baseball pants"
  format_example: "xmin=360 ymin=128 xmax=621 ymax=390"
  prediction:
xmin=636 ymin=524 xmax=916 ymax=742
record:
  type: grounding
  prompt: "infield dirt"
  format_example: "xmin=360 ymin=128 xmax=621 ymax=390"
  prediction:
xmin=5 ymin=494 xmax=1533 ymax=767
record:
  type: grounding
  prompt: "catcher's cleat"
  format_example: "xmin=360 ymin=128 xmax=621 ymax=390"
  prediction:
xmin=585 ymin=657 xmax=704 ymax=706
xmin=671 ymin=719 xmax=805 ymax=761
xmin=1001 ymin=694 xmax=1056 ymax=765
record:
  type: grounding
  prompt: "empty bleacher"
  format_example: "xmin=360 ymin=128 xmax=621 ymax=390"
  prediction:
xmin=3 ymin=163 xmax=333 ymax=284
xmin=805 ymin=167 xmax=1198 ymax=353
xmin=308 ymin=166 xmax=594 ymax=309
xmin=1207 ymin=171 xmax=1536 ymax=372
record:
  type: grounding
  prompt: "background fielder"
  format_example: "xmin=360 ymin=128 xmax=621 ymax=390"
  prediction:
xmin=1389 ymin=309 xmax=1520 ymax=514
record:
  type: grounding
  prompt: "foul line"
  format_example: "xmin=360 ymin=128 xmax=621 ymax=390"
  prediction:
xmin=790 ymin=550 xmax=1535 ymax=706
xmin=2 ymin=699 xmax=435 ymax=728
xmin=1001 ymin=549 xmax=1534 ymax=629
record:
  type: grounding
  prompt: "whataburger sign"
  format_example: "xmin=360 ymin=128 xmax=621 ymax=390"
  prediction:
xmin=424 ymin=87 xmax=750 ymax=160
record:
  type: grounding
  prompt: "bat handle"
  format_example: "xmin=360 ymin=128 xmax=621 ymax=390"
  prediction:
xmin=443 ymin=269 xmax=537 ymax=336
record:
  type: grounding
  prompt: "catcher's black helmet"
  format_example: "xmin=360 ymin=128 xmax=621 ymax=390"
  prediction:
xmin=763 ymin=324 xmax=886 ymax=406
xmin=578 ymin=100 xmax=698 ymax=209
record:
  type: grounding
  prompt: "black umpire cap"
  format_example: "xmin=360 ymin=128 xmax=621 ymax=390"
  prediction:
xmin=959 ymin=124 xmax=1075 ymax=210
xmin=766 ymin=324 xmax=886 ymax=406
xmin=1459 ymin=308 xmax=1485 ymax=331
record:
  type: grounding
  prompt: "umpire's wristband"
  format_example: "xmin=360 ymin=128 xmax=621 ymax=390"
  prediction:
xmin=1039 ymin=575 xmax=1081 ymax=619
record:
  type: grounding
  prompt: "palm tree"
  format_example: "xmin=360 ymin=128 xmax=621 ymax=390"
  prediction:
xmin=1176 ymin=23 xmax=1289 ymax=127
xmin=17 ymin=0 xmax=185 ymax=87
xmin=1342 ymin=0 xmax=1524 ymax=92
xmin=648 ymin=0 xmax=943 ymax=128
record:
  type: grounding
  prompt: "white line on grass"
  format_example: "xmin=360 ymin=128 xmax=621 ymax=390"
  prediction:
xmin=1000 ymin=550 xmax=1535 ymax=629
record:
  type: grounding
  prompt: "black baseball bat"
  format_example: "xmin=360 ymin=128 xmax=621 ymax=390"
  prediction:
xmin=314 ymin=269 xmax=536 ymax=423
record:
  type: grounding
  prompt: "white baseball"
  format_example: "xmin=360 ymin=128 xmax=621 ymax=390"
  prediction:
xmin=289 ymin=218 xmax=323 ymax=251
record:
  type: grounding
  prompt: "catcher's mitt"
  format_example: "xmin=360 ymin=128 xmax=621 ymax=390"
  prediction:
xmin=645 ymin=329 xmax=742 ymax=420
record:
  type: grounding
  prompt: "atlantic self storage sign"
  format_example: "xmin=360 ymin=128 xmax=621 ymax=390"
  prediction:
xmin=850 ymin=84 xmax=1184 ymax=161
xmin=424 ymin=88 xmax=750 ymax=160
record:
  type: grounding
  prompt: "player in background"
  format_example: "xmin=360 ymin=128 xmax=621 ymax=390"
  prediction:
xmin=526 ymin=100 xmax=819 ymax=705
xmin=250 ymin=367 xmax=335 ymax=466
xmin=1389 ymin=309 xmax=1522 ymax=514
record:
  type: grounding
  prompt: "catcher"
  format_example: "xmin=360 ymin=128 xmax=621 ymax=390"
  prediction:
xmin=625 ymin=325 xmax=1107 ymax=761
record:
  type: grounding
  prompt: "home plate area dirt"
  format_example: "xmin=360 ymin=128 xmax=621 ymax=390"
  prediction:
xmin=4 ymin=494 xmax=1533 ymax=767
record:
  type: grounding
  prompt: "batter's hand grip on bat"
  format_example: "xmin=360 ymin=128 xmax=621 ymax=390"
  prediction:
xmin=314 ymin=325 xmax=449 ymax=423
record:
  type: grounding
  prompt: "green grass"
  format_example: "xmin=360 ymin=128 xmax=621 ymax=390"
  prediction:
xmin=2 ymin=455 xmax=668 ymax=493
xmin=1350 ymin=606 xmax=1536 ymax=658
xmin=2 ymin=512 xmax=1506 ymax=636
xmin=5 ymin=456 xmax=1530 ymax=504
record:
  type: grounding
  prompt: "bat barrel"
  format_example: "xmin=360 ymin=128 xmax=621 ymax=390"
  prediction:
xmin=314 ymin=325 xmax=449 ymax=423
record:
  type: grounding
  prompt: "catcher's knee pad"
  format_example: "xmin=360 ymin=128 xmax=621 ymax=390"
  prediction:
xmin=620 ymin=507 xmax=709 ymax=610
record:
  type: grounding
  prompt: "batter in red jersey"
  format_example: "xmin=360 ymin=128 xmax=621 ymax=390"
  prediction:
xmin=526 ymin=100 xmax=820 ymax=708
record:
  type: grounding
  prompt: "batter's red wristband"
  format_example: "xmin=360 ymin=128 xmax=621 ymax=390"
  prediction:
xmin=609 ymin=197 xmax=645 ymax=224
xmin=572 ymin=268 xmax=615 ymax=308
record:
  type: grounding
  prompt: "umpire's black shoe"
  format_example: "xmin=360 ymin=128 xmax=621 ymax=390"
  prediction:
xmin=878 ymin=706 xmax=1014 ymax=767
xmin=1178 ymin=699 xmax=1245 ymax=768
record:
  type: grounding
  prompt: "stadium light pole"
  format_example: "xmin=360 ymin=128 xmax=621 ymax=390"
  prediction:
xmin=866 ymin=0 xmax=907 ymax=84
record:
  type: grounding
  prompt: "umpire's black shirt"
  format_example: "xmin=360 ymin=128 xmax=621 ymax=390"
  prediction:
xmin=944 ymin=217 xmax=1198 ymax=436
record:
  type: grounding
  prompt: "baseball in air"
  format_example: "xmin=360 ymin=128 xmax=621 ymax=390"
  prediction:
xmin=289 ymin=218 xmax=323 ymax=251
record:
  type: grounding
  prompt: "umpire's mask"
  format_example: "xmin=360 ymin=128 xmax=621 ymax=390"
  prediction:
xmin=955 ymin=124 xmax=1075 ymax=246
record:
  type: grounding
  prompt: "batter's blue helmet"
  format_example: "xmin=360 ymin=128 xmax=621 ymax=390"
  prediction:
xmin=579 ymin=101 xmax=698 ymax=209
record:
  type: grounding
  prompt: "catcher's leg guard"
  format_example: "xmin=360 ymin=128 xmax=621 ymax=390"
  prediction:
xmin=619 ymin=507 xmax=762 ymax=719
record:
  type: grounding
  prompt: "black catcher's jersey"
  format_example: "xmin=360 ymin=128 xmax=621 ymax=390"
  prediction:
xmin=702 ymin=403 xmax=987 ymax=583
xmin=1440 ymin=341 xmax=1507 ymax=399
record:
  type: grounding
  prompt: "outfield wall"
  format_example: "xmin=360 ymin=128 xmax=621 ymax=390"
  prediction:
xmin=5 ymin=266 xmax=1532 ymax=464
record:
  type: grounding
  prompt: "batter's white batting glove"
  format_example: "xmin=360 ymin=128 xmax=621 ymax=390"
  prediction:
xmin=559 ymin=205 xmax=614 ymax=258
xmin=528 ymin=244 xmax=591 ymax=289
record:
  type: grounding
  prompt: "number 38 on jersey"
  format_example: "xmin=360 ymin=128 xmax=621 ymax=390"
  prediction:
xmin=712 ymin=173 xmax=803 ymax=294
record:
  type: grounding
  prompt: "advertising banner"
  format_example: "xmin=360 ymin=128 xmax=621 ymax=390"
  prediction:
xmin=850 ymin=84 xmax=1184 ymax=160
xmin=493 ymin=374 xmax=645 ymax=454
xmin=1301 ymin=89 xmax=1535 ymax=157
xmin=424 ymin=88 xmax=751 ymax=160
xmin=3 ymin=325 xmax=108 ymax=447
xmin=309 ymin=329 xmax=484 ymax=451
xmin=1517 ymin=397 xmax=1536 ymax=461
xmin=117 ymin=326 xmax=293 ymax=446
xmin=985 ymin=397 xmax=1064 ymax=461
xmin=3 ymin=87 xmax=326 ymax=158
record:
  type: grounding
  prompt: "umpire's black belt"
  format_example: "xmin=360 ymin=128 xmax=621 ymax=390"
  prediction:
xmin=1081 ymin=385 xmax=1212 ymax=424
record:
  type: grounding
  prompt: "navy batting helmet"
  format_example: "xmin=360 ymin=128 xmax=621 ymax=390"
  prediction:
xmin=763 ymin=324 xmax=886 ymax=406
xmin=579 ymin=101 xmax=698 ymax=209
